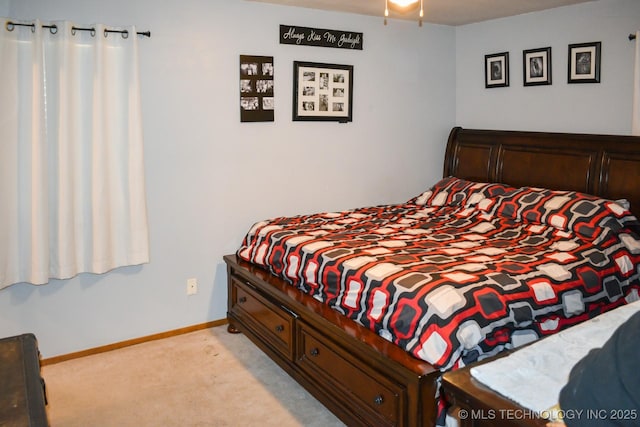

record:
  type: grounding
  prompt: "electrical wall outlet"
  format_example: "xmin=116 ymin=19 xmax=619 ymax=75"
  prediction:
xmin=187 ymin=278 xmax=198 ymax=295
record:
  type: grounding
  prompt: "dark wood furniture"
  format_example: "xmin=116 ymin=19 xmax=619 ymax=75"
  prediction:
xmin=444 ymin=127 xmax=640 ymax=217
xmin=225 ymin=127 xmax=640 ymax=427
xmin=225 ymin=254 xmax=438 ymax=426
xmin=441 ymin=353 xmax=548 ymax=427
xmin=0 ymin=333 xmax=49 ymax=427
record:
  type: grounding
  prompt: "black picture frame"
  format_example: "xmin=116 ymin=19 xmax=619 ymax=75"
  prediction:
xmin=293 ymin=61 xmax=353 ymax=122
xmin=568 ymin=42 xmax=601 ymax=84
xmin=240 ymin=55 xmax=274 ymax=122
xmin=485 ymin=52 xmax=509 ymax=88
xmin=523 ymin=47 xmax=552 ymax=86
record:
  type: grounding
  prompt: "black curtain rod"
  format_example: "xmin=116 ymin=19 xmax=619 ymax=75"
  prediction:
xmin=630 ymin=33 xmax=637 ymax=41
xmin=5 ymin=21 xmax=150 ymax=38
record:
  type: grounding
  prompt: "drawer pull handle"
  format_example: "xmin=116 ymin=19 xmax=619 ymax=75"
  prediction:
xmin=239 ymin=296 xmax=247 ymax=303
xmin=374 ymin=395 xmax=384 ymax=406
xmin=310 ymin=348 xmax=319 ymax=357
xmin=275 ymin=325 xmax=284 ymax=333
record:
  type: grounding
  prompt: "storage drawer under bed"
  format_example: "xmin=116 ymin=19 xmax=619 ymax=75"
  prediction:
xmin=229 ymin=275 xmax=296 ymax=361
xmin=297 ymin=324 xmax=405 ymax=426
xmin=224 ymin=255 xmax=439 ymax=427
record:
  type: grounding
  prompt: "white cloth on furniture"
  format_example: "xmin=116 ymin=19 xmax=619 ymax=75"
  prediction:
xmin=470 ymin=298 xmax=640 ymax=413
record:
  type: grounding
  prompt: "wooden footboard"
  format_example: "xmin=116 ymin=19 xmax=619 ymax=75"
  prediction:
xmin=224 ymin=254 xmax=440 ymax=427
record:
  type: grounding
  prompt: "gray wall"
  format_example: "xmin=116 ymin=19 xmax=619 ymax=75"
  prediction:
xmin=456 ymin=0 xmax=640 ymax=134
xmin=1 ymin=0 xmax=455 ymax=357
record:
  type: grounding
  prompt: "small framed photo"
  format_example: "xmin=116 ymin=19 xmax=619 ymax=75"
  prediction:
xmin=568 ymin=42 xmax=601 ymax=83
xmin=239 ymin=55 xmax=274 ymax=122
xmin=523 ymin=47 xmax=552 ymax=86
xmin=485 ymin=52 xmax=509 ymax=88
xmin=293 ymin=61 xmax=353 ymax=122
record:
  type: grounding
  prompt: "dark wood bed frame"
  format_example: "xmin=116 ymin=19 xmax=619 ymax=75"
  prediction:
xmin=224 ymin=127 xmax=640 ymax=427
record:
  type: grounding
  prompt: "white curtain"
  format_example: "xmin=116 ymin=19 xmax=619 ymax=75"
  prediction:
xmin=0 ymin=19 xmax=149 ymax=289
xmin=633 ymin=30 xmax=640 ymax=135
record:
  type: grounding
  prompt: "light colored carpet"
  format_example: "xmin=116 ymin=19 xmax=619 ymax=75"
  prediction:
xmin=42 ymin=325 xmax=345 ymax=427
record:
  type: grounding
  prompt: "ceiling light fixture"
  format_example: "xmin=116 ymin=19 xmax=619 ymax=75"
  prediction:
xmin=385 ymin=0 xmax=424 ymax=26
xmin=390 ymin=0 xmax=419 ymax=6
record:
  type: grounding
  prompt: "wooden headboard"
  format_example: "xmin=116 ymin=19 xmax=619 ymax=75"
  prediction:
xmin=444 ymin=127 xmax=640 ymax=217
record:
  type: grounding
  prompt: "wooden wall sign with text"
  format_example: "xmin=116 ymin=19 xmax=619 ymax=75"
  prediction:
xmin=279 ymin=25 xmax=363 ymax=50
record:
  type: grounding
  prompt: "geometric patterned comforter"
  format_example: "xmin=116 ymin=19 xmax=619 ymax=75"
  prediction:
xmin=238 ymin=177 xmax=640 ymax=371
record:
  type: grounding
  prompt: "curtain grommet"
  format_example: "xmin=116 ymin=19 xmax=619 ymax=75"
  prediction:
xmin=6 ymin=21 xmax=15 ymax=32
xmin=72 ymin=26 xmax=96 ymax=36
xmin=122 ymin=30 xmax=129 ymax=39
xmin=49 ymin=25 xmax=58 ymax=35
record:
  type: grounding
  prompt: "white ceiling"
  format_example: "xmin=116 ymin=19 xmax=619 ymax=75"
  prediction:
xmin=246 ymin=0 xmax=596 ymax=26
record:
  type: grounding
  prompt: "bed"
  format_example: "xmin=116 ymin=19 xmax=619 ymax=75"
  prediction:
xmin=224 ymin=127 xmax=640 ymax=427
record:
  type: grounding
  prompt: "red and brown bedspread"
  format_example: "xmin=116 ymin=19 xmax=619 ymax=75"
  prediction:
xmin=238 ymin=177 xmax=640 ymax=371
